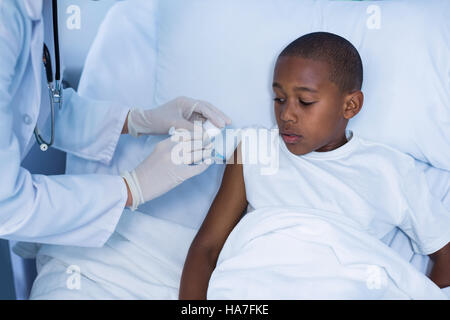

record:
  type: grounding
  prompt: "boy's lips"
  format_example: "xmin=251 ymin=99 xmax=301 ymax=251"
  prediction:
xmin=281 ymin=131 xmax=303 ymax=144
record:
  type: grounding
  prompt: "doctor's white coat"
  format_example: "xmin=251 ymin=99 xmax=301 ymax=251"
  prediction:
xmin=0 ymin=0 xmax=130 ymax=246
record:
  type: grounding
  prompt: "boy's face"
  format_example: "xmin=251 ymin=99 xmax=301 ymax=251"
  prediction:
xmin=273 ymin=56 xmax=361 ymax=156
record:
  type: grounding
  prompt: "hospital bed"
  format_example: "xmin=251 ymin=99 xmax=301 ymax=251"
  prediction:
xmin=8 ymin=0 xmax=450 ymax=299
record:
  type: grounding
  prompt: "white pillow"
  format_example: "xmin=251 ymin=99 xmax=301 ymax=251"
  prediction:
xmin=78 ymin=0 xmax=158 ymax=106
xmin=155 ymin=0 xmax=450 ymax=170
xmin=73 ymin=0 xmax=160 ymax=176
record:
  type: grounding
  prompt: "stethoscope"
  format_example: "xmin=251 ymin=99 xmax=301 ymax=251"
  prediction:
xmin=34 ymin=0 xmax=62 ymax=152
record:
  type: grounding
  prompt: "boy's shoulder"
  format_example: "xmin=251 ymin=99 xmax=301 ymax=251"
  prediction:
xmin=354 ymin=133 xmax=417 ymax=173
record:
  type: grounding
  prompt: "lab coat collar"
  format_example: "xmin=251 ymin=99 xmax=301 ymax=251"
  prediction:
xmin=23 ymin=0 xmax=43 ymax=21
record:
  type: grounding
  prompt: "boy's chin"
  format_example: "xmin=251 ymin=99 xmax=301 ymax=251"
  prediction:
xmin=284 ymin=142 xmax=312 ymax=156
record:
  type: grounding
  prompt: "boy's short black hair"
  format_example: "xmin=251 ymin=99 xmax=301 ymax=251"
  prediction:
xmin=279 ymin=32 xmax=363 ymax=93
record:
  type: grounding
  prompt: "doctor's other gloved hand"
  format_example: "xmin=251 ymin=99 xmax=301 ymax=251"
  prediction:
xmin=126 ymin=96 xmax=232 ymax=136
xmin=121 ymin=131 xmax=213 ymax=210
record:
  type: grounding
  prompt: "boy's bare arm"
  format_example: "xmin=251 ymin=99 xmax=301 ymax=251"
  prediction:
xmin=179 ymin=145 xmax=248 ymax=300
xmin=429 ymin=242 xmax=450 ymax=288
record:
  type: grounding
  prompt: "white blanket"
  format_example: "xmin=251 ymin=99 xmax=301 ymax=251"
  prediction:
xmin=30 ymin=206 xmax=449 ymax=299
xmin=207 ymin=206 xmax=447 ymax=300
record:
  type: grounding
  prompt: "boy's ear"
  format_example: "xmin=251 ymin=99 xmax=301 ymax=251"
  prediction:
xmin=343 ymin=90 xmax=364 ymax=120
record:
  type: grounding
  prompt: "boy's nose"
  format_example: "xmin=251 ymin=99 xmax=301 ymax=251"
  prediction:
xmin=280 ymin=100 xmax=298 ymax=123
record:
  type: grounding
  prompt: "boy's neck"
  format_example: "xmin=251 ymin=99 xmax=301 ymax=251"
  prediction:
xmin=315 ymin=132 xmax=348 ymax=153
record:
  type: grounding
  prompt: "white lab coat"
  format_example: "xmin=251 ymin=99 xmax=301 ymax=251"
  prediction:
xmin=0 ymin=0 xmax=129 ymax=246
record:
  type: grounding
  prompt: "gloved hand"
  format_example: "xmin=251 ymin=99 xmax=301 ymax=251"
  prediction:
xmin=127 ymin=96 xmax=232 ymax=137
xmin=121 ymin=129 xmax=213 ymax=210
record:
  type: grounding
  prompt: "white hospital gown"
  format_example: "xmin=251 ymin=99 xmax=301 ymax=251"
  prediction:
xmin=242 ymin=129 xmax=450 ymax=256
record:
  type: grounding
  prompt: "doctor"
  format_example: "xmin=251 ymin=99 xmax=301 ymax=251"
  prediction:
xmin=0 ymin=0 xmax=230 ymax=246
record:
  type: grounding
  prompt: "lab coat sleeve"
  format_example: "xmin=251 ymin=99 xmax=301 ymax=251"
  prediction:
xmin=0 ymin=171 xmax=128 ymax=247
xmin=0 ymin=3 xmax=128 ymax=246
xmin=50 ymin=88 xmax=130 ymax=165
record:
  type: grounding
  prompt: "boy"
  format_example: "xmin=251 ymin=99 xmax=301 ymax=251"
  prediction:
xmin=179 ymin=32 xmax=450 ymax=299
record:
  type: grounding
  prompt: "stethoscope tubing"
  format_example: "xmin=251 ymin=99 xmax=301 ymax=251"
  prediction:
xmin=34 ymin=0 xmax=61 ymax=152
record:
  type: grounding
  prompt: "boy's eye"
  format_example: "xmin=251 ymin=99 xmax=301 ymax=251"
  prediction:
xmin=299 ymin=99 xmax=315 ymax=106
xmin=273 ymin=97 xmax=315 ymax=106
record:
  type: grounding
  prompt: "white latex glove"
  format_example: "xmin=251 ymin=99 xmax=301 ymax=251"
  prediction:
xmin=127 ymin=96 xmax=232 ymax=136
xmin=121 ymin=129 xmax=213 ymax=210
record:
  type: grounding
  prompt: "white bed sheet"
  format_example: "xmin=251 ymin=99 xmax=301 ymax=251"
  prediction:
xmin=29 ymin=206 xmax=450 ymax=299
xmin=30 ymin=211 xmax=196 ymax=299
